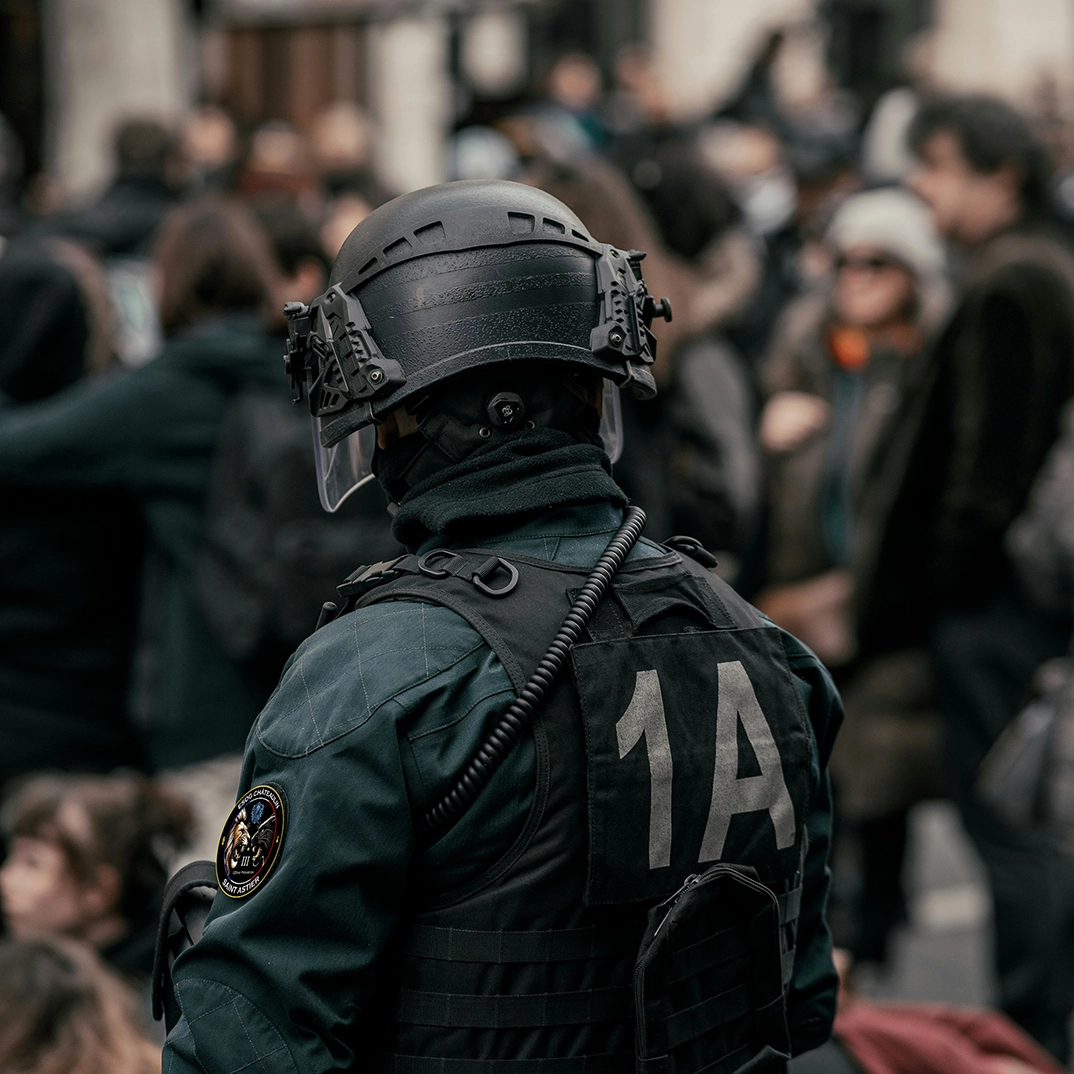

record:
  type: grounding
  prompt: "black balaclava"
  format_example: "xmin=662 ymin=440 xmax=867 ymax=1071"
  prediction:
xmin=373 ymin=364 xmax=602 ymax=506
xmin=372 ymin=364 xmax=628 ymax=549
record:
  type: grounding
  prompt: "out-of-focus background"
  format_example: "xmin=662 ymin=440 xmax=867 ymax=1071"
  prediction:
xmin=1 ymin=0 xmax=1070 ymax=197
xmin=5 ymin=1 xmax=1074 ymax=1072
xmin=5 ymin=0 xmax=1074 ymax=200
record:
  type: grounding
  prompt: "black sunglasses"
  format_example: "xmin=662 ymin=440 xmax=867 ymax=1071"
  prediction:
xmin=834 ymin=254 xmax=900 ymax=273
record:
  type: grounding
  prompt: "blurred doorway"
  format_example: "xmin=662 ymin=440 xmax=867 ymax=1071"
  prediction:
xmin=0 ymin=0 xmax=44 ymax=182
xmin=220 ymin=21 xmax=371 ymax=129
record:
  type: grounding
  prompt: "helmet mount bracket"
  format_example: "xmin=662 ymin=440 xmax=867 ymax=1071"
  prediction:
xmin=589 ymin=245 xmax=671 ymax=399
xmin=284 ymin=286 xmax=406 ymax=447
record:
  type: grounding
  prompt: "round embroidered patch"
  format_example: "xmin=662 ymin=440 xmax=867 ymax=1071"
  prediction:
xmin=216 ymin=785 xmax=286 ymax=898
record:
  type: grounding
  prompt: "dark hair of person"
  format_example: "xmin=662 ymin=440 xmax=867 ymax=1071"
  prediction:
xmin=909 ymin=94 xmax=1054 ymax=216
xmin=0 ymin=937 xmax=158 ymax=1074
xmin=153 ymin=196 xmax=279 ymax=334
xmin=631 ymin=138 xmax=742 ymax=260
xmin=250 ymin=197 xmax=330 ymax=277
xmin=1 ymin=772 xmax=192 ymax=925
xmin=112 ymin=117 xmax=177 ymax=180
xmin=0 ymin=240 xmax=89 ymax=402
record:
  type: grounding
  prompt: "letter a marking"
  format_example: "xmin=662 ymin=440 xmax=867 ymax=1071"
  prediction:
xmin=699 ymin=660 xmax=795 ymax=862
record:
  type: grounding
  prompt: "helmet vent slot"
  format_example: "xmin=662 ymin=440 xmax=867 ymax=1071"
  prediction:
xmin=414 ymin=221 xmax=446 ymax=244
xmin=383 ymin=237 xmax=412 ymax=258
xmin=508 ymin=212 xmax=535 ymax=234
xmin=358 ymin=257 xmax=378 ymax=275
xmin=543 ymin=217 xmax=566 ymax=235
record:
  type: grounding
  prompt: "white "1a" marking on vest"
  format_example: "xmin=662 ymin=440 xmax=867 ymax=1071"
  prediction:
xmin=616 ymin=662 xmax=795 ymax=870
xmin=699 ymin=660 xmax=795 ymax=862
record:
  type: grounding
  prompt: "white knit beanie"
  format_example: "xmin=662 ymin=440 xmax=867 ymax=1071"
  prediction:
xmin=826 ymin=187 xmax=947 ymax=281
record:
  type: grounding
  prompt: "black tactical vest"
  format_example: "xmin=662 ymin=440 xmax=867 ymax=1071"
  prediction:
xmin=341 ymin=543 xmax=814 ymax=1074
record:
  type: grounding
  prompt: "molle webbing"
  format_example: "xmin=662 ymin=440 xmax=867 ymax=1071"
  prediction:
xmin=405 ymin=925 xmax=640 ymax=964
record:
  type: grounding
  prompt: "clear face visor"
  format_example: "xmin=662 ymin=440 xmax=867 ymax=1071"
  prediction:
xmin=313 ymin=379 xmax=624 ymax=513
xmin=313 ymin=419 xmax=377 ymax=513
xmin=600 ymin=380 xmax=624 ymax=464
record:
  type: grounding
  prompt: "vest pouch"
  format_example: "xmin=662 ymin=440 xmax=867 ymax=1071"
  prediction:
xmin=633 ymin=863 xmax=790 ymax=1074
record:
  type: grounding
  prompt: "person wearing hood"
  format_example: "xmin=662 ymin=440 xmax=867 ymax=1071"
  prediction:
xmin=0 ymin=236 xmax=145 ymax=794
xmin=0 ymin=197 xmax=285 ymax=774
xmin=755 ymin=188 xmax=950 ymax=967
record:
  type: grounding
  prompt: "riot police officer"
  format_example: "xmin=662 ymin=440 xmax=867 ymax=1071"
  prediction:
xmin=162 ymin=181 xmax=841 ymax=1074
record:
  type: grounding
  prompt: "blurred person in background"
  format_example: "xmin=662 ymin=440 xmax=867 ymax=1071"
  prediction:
xmin=235 ymin=121 xmax=318 ymax=207
xmin=320 ymin=191 xmax=374 ymax=260
xmin=181 ymin=104 xmax=240 ymax=196
xmin=192 ymin=198 xmax=400 ymax=745
xmin=0 ymin=198 xmax=285 ymax=783
xmin=870 ymin=95 xmax=1074 ymax=1060
xmin=733 ymin=124 xmax=860 ymax=366
xmin=720 ymin=29 xmax=788 ymax=136
xmin=542 ymin=51 xmax=609 ymax=152
xmin=309 ymin=103 xmax=392 ymax=261
xmin=860 ymin=32 xmax=938 ymax=187
xmin=309 ymin=101 xmax=393 ymax=208
xmin=44 ymin=118 xmax=182 ymax=257
xmin=446 ymin=124 xmax=522 ymax=183
xmin=606 ymin=46 xmax=682 ymax=201
xmin=0 ymin=772 xmax=191 ymax=980
xmin=250 ymin=197 xmax=331 ymax=316
xmin=0 ymin=237 xmax=145 ymax=797
xmin=755 ymin=188 xmax=950 ymax=967
xmin=0 ymin=936 xmax=160 ymax=1074
xmin=605 ymin=44 xmax=672 ymax=141
xmin=528 ymin=152 xmax=761 ymax=558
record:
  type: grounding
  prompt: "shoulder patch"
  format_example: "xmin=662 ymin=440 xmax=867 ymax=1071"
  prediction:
xmin=216 ymin=785 xmax=286 ymax=898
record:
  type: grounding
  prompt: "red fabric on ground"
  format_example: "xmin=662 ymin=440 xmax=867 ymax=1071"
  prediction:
xmin=834 ymin=1001 xmax=1066 ymax=1074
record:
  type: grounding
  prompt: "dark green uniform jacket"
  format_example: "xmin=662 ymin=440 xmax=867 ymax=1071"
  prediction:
xmin=0 ymin=315 xmax=284 ymax=768
xmin=162 ymin=449 xmax=841 ymax=1074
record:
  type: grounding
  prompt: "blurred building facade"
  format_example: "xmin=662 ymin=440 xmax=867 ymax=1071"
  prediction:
xmin=3 ymin=0 xmax=1074 ymax=199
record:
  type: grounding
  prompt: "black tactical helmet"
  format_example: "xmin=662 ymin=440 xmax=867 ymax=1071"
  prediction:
xmin=284 ymin=180 xmax=671 ymax=450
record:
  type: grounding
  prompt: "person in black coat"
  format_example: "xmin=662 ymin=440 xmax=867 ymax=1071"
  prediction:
xmin=0 ymin=238 xmax=145 ymax=796
xmin=43 ymin=119 xmax=181 ymax=257
xmin=866 ymin=95 xmax=1074 ymax=1061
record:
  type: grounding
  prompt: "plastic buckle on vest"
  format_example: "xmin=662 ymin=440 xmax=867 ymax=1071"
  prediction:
xmin=418 ymin=549 xmax=460 ymax=578
xmin=336 ymin=555 xmax=408 ymax=599
xmin=471 ymin=556 xmax=519 ymax=598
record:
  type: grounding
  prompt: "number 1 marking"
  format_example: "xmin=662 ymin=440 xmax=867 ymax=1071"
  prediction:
xmin=617 ymin=669 xmax=674 ymax=869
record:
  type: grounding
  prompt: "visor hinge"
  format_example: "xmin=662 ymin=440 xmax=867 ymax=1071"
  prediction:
xmin=289 ymin=285 xmax=408 ymax=422
xmin=589 ymin=245 xmax=672 ymax=373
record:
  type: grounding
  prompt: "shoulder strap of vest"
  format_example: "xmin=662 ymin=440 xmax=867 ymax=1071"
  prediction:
xmin=325 ymin=545 xmax=761 ymax=681
xmin=336 ymin=546 xmax=684 ymax=689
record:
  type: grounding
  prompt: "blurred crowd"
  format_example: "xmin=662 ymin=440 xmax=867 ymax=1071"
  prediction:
xmin=4 ymin=19 xmax=1074 ymax=1073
